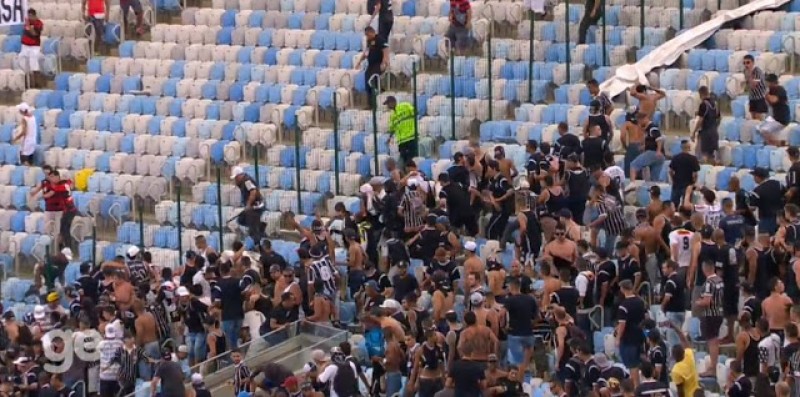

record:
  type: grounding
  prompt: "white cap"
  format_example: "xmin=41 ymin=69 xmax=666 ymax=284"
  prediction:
xmin=469 ymin=292 xmax=485 ymax=306
xmin=178 ymin=345 xmax=189 ymax=353
xmin=230 ymin=166 xmax=244 ymax=180
xmin=191 ymin=373 xmax=203 ymax=385
xmin=464 ymin=241 xmax=477 ymax=252
xmin=127 ymin=245 xmax=140 ymax=258
xmin=359 ymin=183 xmax=373 ymax=194
xmin=13 ymin=357 xmax=30 ymax=365
xmin=311 ymin=349 xmax=329 ymax=362
xmin=380 ymin=299 xmax=402 ymax=311
xmin=16 ymin=103 xmax=30 ymax=113
xmin=407 ymin=178 xmax=418 ymax=187
xmin=175 ymin=286 xmax=190 ymax=297
xmin=33 ymin=305 xmax=45 ymax=320
xmin=61 ymin=247 xmax=73 ymax=261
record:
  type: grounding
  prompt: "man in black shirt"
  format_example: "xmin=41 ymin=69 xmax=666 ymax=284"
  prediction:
xmin=448 ymin=358 xmax=486 ymax=397
xmin=581 ymin=125 xmax=608 ymax=171
xmin=633 ymin=361 xmax=669 ymax=397
xmin=616 ymin=280 xmax=646 ymax=385
xmin=725 ymin=360 xmax=752 ymax=397
xmin=691 ymin=86 xmax=720 ymax=163
xmin=259 ymin=239 xmax=288 ymax=271
xmin=750 ymin=167 xmax=783 ymax=234
xmin=766 ymin=74 xmax=790 ymax=126
xmin=485 ymin=160 xmax=513 ymax=240
xmin=786 ymin=147 xmax=800 ymax=206
xmin=577 ymin=0 xmax=601 ymax=44
xmin=447 ymin=152 xmax=470 ymax=188
xmin=438 ymin=173 xmax=477 ymax=236
xmin=660 ymin=260 xmax=685 ymax=349
xmin=270 ymin=292 xmax=300 ymax=331
xmin=367 ymin=0 xmax=393 ymax=41
xmin=391 ymin=262 xmax=418 ymax=302
xmin=718 ymin=198 xmax=746 ymax=245
xmin=504 ymin=278 xmax=538 ymax=375
xmin=554 ymin=122 xmax=581 ymax=158
xmin=212 ymin=261 xmax=244 ymax=350
xmin=629 ymin=113 xmax=665 ymax=184
xmin=177 ymin=286 xmax=208 ymax=366
xmin=232 ymin=166 xmax=266 ymax=247
xmin=355 ymin=26 xmax=389 ymax=110
xmin=668 ymin=140 xmax=700 ymax=205
xmin=584 ymin=100 xmax=613 ymax=143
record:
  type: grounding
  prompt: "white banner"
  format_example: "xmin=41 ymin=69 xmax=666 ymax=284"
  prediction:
xmin=0 ymin=0 xmax=28 ymax=27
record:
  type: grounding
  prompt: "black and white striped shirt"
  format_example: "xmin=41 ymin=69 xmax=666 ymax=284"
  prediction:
xmin=747 ymin=66 xmax=767 ymax=100
xmin=113 ymin=346 xmax=148 ymax=387
xmin=597 ymin=193 xmax=627 ymax=236
xmin=307 ymin=256 xmax=338 ymax=297
xmin=233 ymin=362 xmax=251 ymax=395
xmin=701 ymin=275 xmax=724 ymax=317
xmin=400 ymin=189 xmax=425 ymax=230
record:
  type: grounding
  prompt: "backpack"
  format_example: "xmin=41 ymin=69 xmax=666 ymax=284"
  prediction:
xmin=332 ymin=363 xmax=359 ymax=397
xmin=365 ymin=327 xmax=385 ymax=358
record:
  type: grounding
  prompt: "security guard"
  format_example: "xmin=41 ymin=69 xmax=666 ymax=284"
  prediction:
xmin=231 ymin=166 xmax=266 ymax=246
xmin=385 ymin=96 xmax=417 ymax=167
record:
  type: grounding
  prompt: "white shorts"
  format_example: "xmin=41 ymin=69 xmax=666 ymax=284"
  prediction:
xmin=19 ymin=45 xmax=40 ymax=72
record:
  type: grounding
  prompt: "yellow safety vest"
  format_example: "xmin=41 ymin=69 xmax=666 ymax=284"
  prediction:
xmin=388 ymin=102 xmax=416 ymax=144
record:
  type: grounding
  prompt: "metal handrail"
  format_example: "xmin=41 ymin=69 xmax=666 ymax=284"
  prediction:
xmin=637 ymin=281 xmax=653 ymax=307
xmin=784 ymin=34 xmax=797 ymax=73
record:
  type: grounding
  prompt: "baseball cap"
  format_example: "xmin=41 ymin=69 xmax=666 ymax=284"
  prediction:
xmin=15 ymin=103 xmax=30 ymax=113
xmin=364 ymin=280 xmax=379 ymax=290
xmin=311 ymin=349 xmax=329 ymax=362
xmin=127 ymin=245 xmax=140 ymax=258
xmin=281 ymin=376 xmax=299 ymax=388
xmin=2 ymin=311 xmax=14 ymax=320
xmin=191 ymin=373 xmax=204 ymax=385
xmin=178 ymin=345 xmax=189 ymax=353
xmin=33 ymin=305 xmax=45 ymax=320
xmin=464 ymin=241 xmax=477 ymax=252
xmin=383 ymin=96 xmax=397 ymax=106
xmin=230 ymin=166 xmax=244 ymax=180
xmin=380 ymin=299 xmax=402 ymax=311
xmin=175 ymin=286 xmax=190 ymax=297
xmin=105 ymin=326 xmax=117 ymax=339
xmin=46 ymin=292 xmax=59 ymax=303
xmin=594 ymin=353 xmax=611 ymax=369
xmin=469 ymin=291 xmax=485 ymax=306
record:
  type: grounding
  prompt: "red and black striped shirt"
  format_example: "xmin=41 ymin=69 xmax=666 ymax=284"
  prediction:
xmin=43 ymin=180 xmax=76 ymax=212
xmin=21 ymin=18 xmax=43 ymax=47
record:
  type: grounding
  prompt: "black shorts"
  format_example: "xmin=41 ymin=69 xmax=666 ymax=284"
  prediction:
xmin=701 ymin=316 xmax=723 ymax=340
xmin=723 ymin=285 xmax=739 ymax=317
xmin=749 ymin=97 xmax=769 ymax=114
xmin=20 ymin=154 xmax=33 ymax=164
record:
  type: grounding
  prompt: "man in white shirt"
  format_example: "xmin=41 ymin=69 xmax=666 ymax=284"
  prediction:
xmin=14 ymin=103 xmax=37 ymax=165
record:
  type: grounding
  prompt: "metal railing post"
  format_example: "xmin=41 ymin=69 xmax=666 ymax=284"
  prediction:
xmin=529 ymin=10 xmax=535 ymax=102
xmin=412 ymin=59 xmax=420 ymax=155
xmin=602 ymin=0 xmax=607 ymax=67
xmin=449 ymin=41 xmax=456 ymax=140
xmin=176 ymin=179 xmax=182 ymax=260
xmin=216 ymin=167 xmax=223 ymax=251
xmin=253 ymin=145 xmax=260 ymax=186
xmin=679 ymin=0 xmax=685 ymax=30
xmin=369 ymin=75 xmax=380 ymax=175
xmin=488 ymin=28 xmax=494 ymax=121
xmin=138 ymin=197 xmax=144 ymax=252
xmin=640 ymin=0 xmax=645 ymax=48
xmin=333 ymin=92 xmax=341 ymax=195
xmin=565 ymin=0 xmax=571 ymax=85
xmin=294 ymin=126 xmax=302 ymax=211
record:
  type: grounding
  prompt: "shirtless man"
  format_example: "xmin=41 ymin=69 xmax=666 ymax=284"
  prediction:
xmin=133 ymin=300 xmax=159 ymax=380
xmin=306 ymin=281 xmax=332 ymax=325
xmin=345 ymin=229 xmax=366 ymax=299
xmin=557 ymin=209 xmax=582 ymax=242
xmin=469 ymin=293 xmax=499 ymax=338
xmin=646 ymin=186 xmax=663 ymax=222
xmin=633 ymin=209 xmax=660 ymax=287
xmin=274 ymin=267 xmax=303 ymax=307
xmin=487 ymin=259 xmax=506 ymax=301
xmin=463 ymin=246 xmax=484 ymax=282
xmin=629 ymin=84 xmax=666 ymax=118
xmin=457 ymin=311 xmax=498 ymax=361
xmin=761 ymin=277 xmax=793 ymax=341
xmin=112 ymin=272 xmax=135 ymax=313
xmin=494 ymin=146 xmax=518 ymax=181
xmin=542 ymin=224 xmax=579 ymax=274
xmin=377 ymin=310 xmax=406 ymax=342
xmin=540 ymin=264 xmax=561 ymax=310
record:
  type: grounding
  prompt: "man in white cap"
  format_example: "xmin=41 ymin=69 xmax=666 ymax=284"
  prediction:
xmin=125 ymin=245 xmax=150 ymax=294
xmin=14 ymin=103 xmax=37 ymax=165
xmin=191 ymin=373 xmax=211 ymax=397
xmin=97 ymin=325 xmax=123 ymax=397
xmin=231 ymin=165 xmax=267 ymax=246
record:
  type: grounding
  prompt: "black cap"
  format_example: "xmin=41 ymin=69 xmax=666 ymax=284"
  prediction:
xmin=649 ymin=185 xmax=661 ymax=195
xmin=700 ymin=225 xmax=714 ymax=238
xmin=788 ymin=146 xmax=799 ymax=158
xmin=615 ymin=241 xmax=628 ymax=250
xmin=595 ymin=247 xmax=609 ymax=258
xmin=750 ymin=167 xmax=770 ymax=179
xmin=557 ymin=209 xmax=572 ymax=218
xmin=383 ymin=96 xmax=397 ymax=106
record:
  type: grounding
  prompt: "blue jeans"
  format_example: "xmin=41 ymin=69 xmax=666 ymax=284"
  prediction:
xmin=186 ymin=332 xmax=207 ymax=363
xmin=140 ymin=341 xmax=160 ymax=380
xmin=619 ymin=343 xmax=642 ymax=368
xmin=385 ymin=371 xmax=402 ymax=397
xmin=506 ymin=334 xmax=535 ymax=366
xmin=631 ymin=150 xmax=664 ymax=180
xmin=222 ymin=319 xmax=243 ymax=350
xmin=624 ymin=143 xmax=643 ymax=177
xmin=601 ymin=230 xmax=617 ymax=256
xmin=759 ymin=215 xmax=778 ymax=235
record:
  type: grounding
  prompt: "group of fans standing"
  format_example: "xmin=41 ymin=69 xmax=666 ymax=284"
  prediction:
xmin=7 ymin=78 xmax=800 ymax=397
